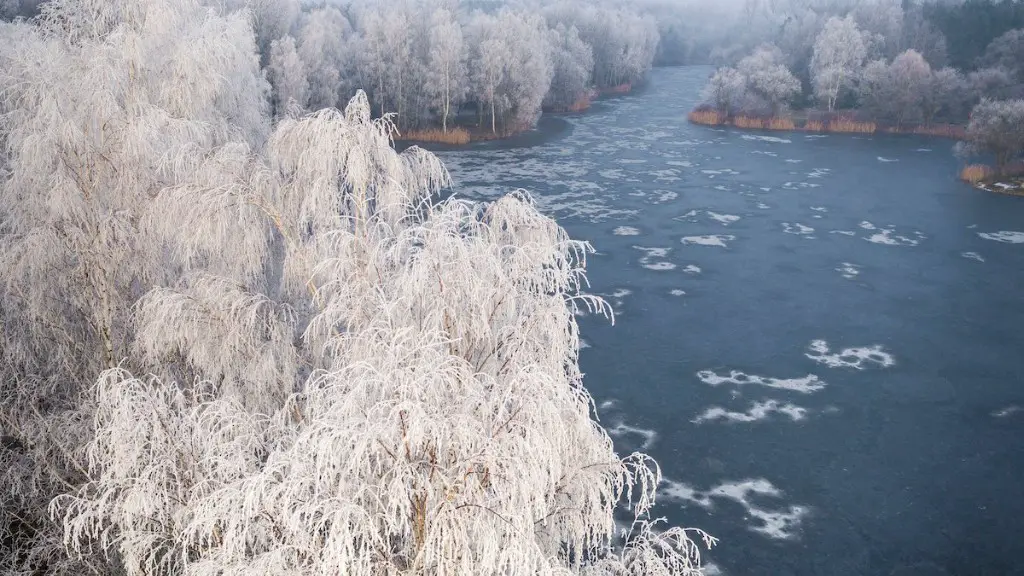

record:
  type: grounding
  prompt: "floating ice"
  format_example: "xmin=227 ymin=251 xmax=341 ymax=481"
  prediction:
xmin=608 ymin=421 xmax=657 ymax=449
xmin=782 ymin=222 xmax=815 ymax=236
xmin=707 ymin=211 xmax=741 ymax=225
xmin=978 ymin=231 xmax=1024 ymax=243
xmin=830 ymin=230 xmax=856 ymax=236
xmin=608 ymin=288 xmax=632 ymax=299
xmin=741 ymin=134 xmax=792 ymax=143
xmin=682 ymin=235 xmax=735 ymax=248
xmin=962 ymin=251 xmax=985 ymax=262
xmin=757 ymin=202 xmax=771 ymax=209
xmin=666 ymin=160 xmax=693 ymax=167
xmin=752 ymin=150 xmax=779 ymax=157
xmin=683 ymin=265 xmax=702 ymax=274
xmin=865 ymin=229 xmax=919 ymax=246
xmin=580 ymin=339 xmax=591 ymax=349
xmin=806 ymin=340 xmax=895 ymax=369
xmin=697 ymin=370 xmax=825 ymax=393
xmin=599 ymin=399 xmax=616 ymax=410
xmin=660 ymin=478 xmax=810 ymax=541
xmin=644 ymin=262 xmax=677 ymax=271
xmin=810 ymin=206 xmax=828 ymax=212
xmin=613 ymin=226 xmax=641 ymax=236
xmin=993 ymin=406 xmax=1022 ymax=418
xmin=693 ymin=400 xmax=808 ymax=424
xmin=784 ymin=158 xmax=802 ymax=163
xmin=807 ymin=168 xmax=830 ymax=178
xmin=915 ymin=148 xmax=932 ymax=152
xmin=877 ymin=156 xmax=898 ymax=162
xmin=836 ymin=262 xmax=860 ymax=279
xmin=655 ymin=190 xmax=678 ymax=203
xmin=670 ymin=289 xmax=687 ymax=296
xmin=859 ymin=221 xmax=876 ymax=230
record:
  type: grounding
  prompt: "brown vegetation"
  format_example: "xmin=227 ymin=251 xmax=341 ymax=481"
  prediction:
xmin=960 ymin=161 xmax=1024 ymax=185
xmin=394 ymin=127 xmax=472 ymax=145
xmin=687 ymin=106 xmax=967 ymax=139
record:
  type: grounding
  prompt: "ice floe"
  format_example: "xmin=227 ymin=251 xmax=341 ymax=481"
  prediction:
xmin=693 ymin=400 xmax=808 ymax=424
xmin=660 ymin=478 xmax=810 ymax=540
xmin=757 ymin=202 xmax=771 ymax=209
xmin=670 ymin=289 xmax=687 ymax=296
xmin=613 ymin=226 xmax=641 ymax=236
xmin=962 ymin=251 xmax=985 ymax=262
xmin=858 ymin=221 xmax=921 ymax=246
xmin=633 ymin=246 xmax=675 ymax=271
xmin=682 ymin=235 xmax=735 ymax=248
xmin=683 ymin=265 xmax=702 ymax=274
xmin=707 ymin=211 xmax=741 ymax=225
xmin=978 ymin=231 xmax=1024 ymax=243
xmin=830 ymin=230 xmax=856 ymax=236
xmin=741 ymin=134 xmax=792 ymax=144
xmin=877 ymin=156 xmax=898 ymax=162
xmin=993 ymin=406 xmax=1022 ymax=418
xmin=608 ymin=421 xmax=657 ymax=449
xmin=697 ymin=370 xmax=826 ymax=393
xmin=782 ymin=222 xmax=815 ymax=236
xmin=836 ymin=262 xmax=861 ymax=279
xmin=806 ymin=340 xmax=895 ymax=369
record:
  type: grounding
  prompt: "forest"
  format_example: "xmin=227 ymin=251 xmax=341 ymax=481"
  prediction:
xmin=692 ymin=0 xmax=1024 ymax=178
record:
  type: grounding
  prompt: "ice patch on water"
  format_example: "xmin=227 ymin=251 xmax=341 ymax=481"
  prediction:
xmin=806 ymin=340 xmax=895 ymax=369
xmin=836 ymin=262 xmax=860 ymax=279
xmin=784 ymin=158 xmax=802 ymax=163
xmin=877 ymin=156 xmax=898 ymax=162
xmin=618 ymin=158 xmax=647 ymax=164
xmin=670 ymin=289 xmax=687 ymax=296
xmin=993 ymin=405 xmax=1022 ymax=418
xmin=666 ymin=160 xmax=693 ymax=168
xmin=805 ymin=134 xmax=828 ymax=139
xmin=633 ymin=246 xmax=675 ymax=271
xmin=707 ymin=211 xmax=741 ymax=225
xmin=608 ymin=421 xmax=657 ymax=449
xmin=580 ymin=339 xmax=591 ymax=349
xmin=650 ymin=169 xmax=681 ymax=182
xmin=654 ymin=190 xmax=678 ymax=203
xmin=599 ymin=399 xmax=616 ymax=410
xmin=697 ymin=370 xmax=826 ymax=393
xmin=609 ymin=289 xmax=632 ymax=299
xmin=810 ymin=206 xmax=828 ymax=212
xmin=599 ymin=168 xmax=625 ymax=180
xmin=807 ymin=168 xmax=830 ymax=178
xmin=978 ymin=231 xmax=1024 ymax=243
xmin=859 ymin=221 xmax=876 ymax=230
xmin=915 ymin=148 xmax=932 ymax=152
xmin=962 ymin=251 xmax=985 ymax=262
xmin=741 ymin=134 xmax=791 ymax=144
xmin=782 ymin=222 xmax=815 ymax=236
xmin=693 ymin=400 xmax=808 ymax=424
xmin=660 ymin=478 xmax=809 ymax=540
xmin=782 ymin=181 xmax=821 ymax=189
xmin=644 ymin=262 xmax=677 ymax=271
xmin=830 ymin=230 xmax=856 ymax=236
xmin=757 ymin=202 xmax=771 ymax=209
xmin=613 ymin=226 xmax=641 ymax=236
xmin=682 ymin=235 xmax=735 ymax=248
xmin=865 ymin=229 xmax=919 ymax=246
xmin=752 ymin=150 xmax=779 ymax=157
xmin=713 ymin=184 xmax=730 ymax=191
xmin=683 ymin=265 xmax=702 ymax=274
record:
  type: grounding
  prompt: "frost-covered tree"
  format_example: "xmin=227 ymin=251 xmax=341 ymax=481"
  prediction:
xmin=701 ymin=67 xmax=748 ymax=117
xmin=424 ymin=7 xmax=466 ymax=133
xmin=920 ymin=66 xmax=970 ymax=124
xmin=295 ymin=6 xmax=352 ymax=111
xmin=981 ymin=28 xmax=1024 ymax=81
xmin=0 ymin=0 xmax=270 ymax=571
xmin=737 ymin=44 xmax=801 ymax=115
xmin=968 ymin=66 xmax=1017 ymax=102
xmin=959 ymin=98 xmax=1024 ymax=175
xmin=544 ymin=23 xmax=594 ymax=112
xmin=859 ymin=49 xmax=932 ymax=126
xmin=268 ymin=34 xmax=309 ymax=116
xmin=810 ymin=16 xmax=868 ymax=111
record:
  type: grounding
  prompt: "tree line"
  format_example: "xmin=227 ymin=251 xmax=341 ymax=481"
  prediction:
xmin=697 ymin=0 xmax=1024 ymax=175
xmin=242 ymin=0 xmax=660 ymax=137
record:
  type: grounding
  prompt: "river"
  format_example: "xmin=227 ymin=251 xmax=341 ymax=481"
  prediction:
xmin=433 ymin=66 xmax=1024 ymax=576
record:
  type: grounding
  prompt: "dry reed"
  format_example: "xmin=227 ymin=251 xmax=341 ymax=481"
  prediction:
xmin=688 ymin=109 xmax=725 ymax=125
xmin=395 ymin=127 xmax=471 ymax=145
xmin=828 ymin=117 xmax=876 ymax=134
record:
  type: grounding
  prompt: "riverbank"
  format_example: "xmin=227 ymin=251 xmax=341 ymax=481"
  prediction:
xmin=961 ymin=163 xmax=1024 ymax=195
xmin=394 ymin=83 xmax=636 ymax=146
xmin=687 ymin=108 xmax=965 ymax=139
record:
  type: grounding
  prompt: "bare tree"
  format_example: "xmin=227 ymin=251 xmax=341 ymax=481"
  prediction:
xmin=810 ymin=16 xmax=867 ymax=111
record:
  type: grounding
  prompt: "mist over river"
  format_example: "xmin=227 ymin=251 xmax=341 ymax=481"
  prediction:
xmin=433 ymin=66 xmax=1024 ymax=576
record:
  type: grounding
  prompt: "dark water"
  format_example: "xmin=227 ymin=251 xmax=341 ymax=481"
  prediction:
xmin=436 ymin=66 xmax=1024 ymax=576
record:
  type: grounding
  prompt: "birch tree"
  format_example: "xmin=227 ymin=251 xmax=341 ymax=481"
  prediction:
xmin=425 ymin=7 xmax=466 ymax=133
xmin=701 ymin=67 xmax=748 ymax=117
xmin=295 ymin=6 xmax=353 ymax=111
xmin=810 ymin=16 xmax=868 ymax=111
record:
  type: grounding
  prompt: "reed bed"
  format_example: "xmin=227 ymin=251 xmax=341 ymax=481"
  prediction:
xmin=828 ymin=117 xmax=876 ymax=134
xmin=688 ymin=109 xmax=725 ymax=125
xmin=395 ymin=127 xmax=471 ymax=145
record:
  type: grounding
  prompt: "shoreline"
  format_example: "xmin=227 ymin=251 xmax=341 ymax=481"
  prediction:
xmin=394 ymin=83 xmax=636 ymax=147
xmin=687 ymin=109 xmax=966 ymax=139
